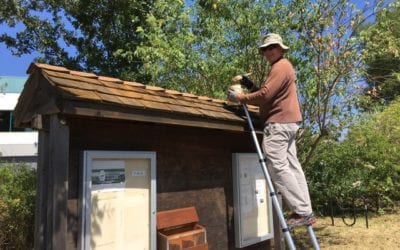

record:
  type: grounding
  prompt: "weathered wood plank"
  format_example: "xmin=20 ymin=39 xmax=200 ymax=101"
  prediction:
xmin=13 ymin=73 xmax=39 ymax=127
xmin=34 ymin=129 xmax=49 ymax=250
xmin=49 ymin=115 xmax=70 ymax=250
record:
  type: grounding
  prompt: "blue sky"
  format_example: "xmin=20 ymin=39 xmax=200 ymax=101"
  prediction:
xmin=0 ymin=0 xmax=378 ymax=77
xmin=0 ymin=43 xmax=39 ymax=76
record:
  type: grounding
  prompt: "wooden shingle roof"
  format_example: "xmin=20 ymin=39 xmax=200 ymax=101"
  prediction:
xmin=14 ymin=63 xmax=259 ymax=132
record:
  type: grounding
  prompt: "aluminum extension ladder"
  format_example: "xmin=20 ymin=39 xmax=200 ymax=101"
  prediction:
xmin=242 ymin=104 xmax=320 ymax=250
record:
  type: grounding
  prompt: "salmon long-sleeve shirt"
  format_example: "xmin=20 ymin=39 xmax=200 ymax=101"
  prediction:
xmin=238 ymin=58 xmax=302 ymax=125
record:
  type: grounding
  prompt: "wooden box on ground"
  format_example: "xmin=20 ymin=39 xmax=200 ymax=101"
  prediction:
xmin=157 ymin=207 xmax=208 ymax=250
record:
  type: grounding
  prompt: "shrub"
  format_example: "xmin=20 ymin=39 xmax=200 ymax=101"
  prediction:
xmin=0 ymin=162 xmax=36 ymax=249
xmin=306 ymin=98 xmax=400 ymax=215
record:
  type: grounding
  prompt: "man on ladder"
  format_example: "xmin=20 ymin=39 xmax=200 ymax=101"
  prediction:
xmin=228 ymin=33 xmax=318 ymax=248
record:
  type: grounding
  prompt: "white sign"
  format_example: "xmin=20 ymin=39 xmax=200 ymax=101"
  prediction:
xmin=132 ymin=170 xmax=146 ymax=177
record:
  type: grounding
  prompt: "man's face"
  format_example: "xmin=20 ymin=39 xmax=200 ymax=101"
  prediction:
xmin=260 ymin=44 xmax=284 ymax=63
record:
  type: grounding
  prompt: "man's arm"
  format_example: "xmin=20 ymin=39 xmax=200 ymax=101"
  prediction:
xmin=238 ymin=66 xmax=287 ymax=105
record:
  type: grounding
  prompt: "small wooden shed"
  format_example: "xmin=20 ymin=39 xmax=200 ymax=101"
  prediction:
xmin=14 ymin=63 xmax=277 ymax=250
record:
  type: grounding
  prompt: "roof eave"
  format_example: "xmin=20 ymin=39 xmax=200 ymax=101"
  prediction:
xmin=61 ymin=100 xmax=248 ymax=132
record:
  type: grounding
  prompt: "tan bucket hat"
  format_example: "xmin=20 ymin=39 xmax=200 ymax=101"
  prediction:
xmin=259 ymin=33 xmax=289 ymax=51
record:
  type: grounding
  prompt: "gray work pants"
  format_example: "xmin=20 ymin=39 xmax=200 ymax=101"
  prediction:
xmin=263 ymin=122 xmax=313 ymax=215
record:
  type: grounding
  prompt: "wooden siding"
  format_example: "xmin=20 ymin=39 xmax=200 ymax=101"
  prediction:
xmin=34 ymin=115 xmax=69 ymax=250
xmin=65 ymin=117 xmax=268 ymax=250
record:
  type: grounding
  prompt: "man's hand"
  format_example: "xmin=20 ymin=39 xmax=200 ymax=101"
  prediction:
xmin=227 ymin=89 xmax=240 ymax=102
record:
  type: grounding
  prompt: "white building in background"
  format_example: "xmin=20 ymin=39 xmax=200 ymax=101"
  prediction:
xmin=0 ymin=76 xmax=38 ymax=166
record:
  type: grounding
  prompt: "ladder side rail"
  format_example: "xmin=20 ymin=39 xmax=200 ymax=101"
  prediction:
xmin=307 ymin=224 xmax=320 ymax=249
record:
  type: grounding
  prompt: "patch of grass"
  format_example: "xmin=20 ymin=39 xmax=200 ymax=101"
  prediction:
xmin=290 ymin=212 xmax=400 ymax=249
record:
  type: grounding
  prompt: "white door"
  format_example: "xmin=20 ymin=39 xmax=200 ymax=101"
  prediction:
xmin=82 ymin=151 xmax=156 ymax=250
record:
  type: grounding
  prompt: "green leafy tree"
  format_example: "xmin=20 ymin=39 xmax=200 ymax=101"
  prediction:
xmin=0 ymin=163 xmax=36 ymax=249
xmin=361 ymin=0 xmax=400 ymax=104
xmin=0 ymin=0 xmax=153 ymax=81
xmin=306 ymin=139 xmax=367 ymax=214
xmin=135 ymin=0 xmax=386 ymax=166
xmin=135 ymin=0 xmax=282 ymax=97
xmin=307 ymin=98 xmax=400 ymax=213
xmin=1 ymin=0 xmax=386 ymax=166
xmin=287 ymin=0 xmax=385 ymax=166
